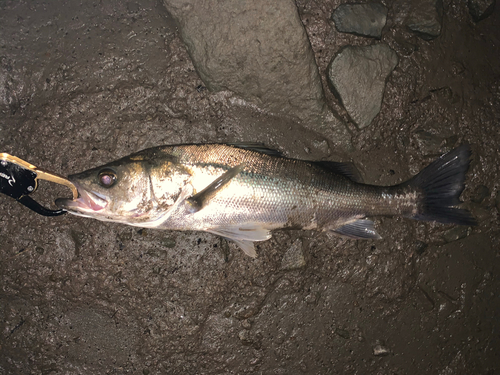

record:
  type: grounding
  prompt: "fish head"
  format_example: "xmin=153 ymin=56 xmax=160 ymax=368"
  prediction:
xmin=56 ymin=151 xmax=190 ymax=225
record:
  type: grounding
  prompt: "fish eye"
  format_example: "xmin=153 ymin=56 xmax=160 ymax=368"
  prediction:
xmin=98 ymin=169 xmax=117 ymax=188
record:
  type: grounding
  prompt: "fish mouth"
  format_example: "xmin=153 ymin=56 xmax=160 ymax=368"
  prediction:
xmin=55 ymin=181 xmax=108 ymax=214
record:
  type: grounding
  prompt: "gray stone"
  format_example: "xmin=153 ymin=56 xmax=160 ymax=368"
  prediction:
xmin=414 ymin=129 xmax=444 ymax=155
xmin=465 ymin=202 xmax=491 ymax=223
xmin=162 ymin=236 xmax=177 ymax=248
xmin=472 ymin=185 xmax=489 ymax=204
xmin=281 ymin=239 xmax=306 ymax=270
xmin=332 ymin=3 xmax=388 ymax=39
xmin=468 ymin=0 xmax=496 ymax=21
xmin=406 ymin=0 xmax=443 ymax=40
xmin=327 ymin=44 xmax=398 ymax=129
xmin=443 ymin=226 xmax=470 ymax=243
xmin=414 ymin=240 xmax=428 ymax=255
xmin=162 ymin=0 xmax=327 ymax=125
xmin=335 ymin=327 xmax=350 ymax=339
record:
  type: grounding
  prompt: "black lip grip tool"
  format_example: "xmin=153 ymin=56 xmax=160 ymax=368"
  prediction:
xmin=0 ymin=153 xmax=78 ymax=216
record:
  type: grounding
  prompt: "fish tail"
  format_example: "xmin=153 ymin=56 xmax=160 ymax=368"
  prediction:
xmin=406 ymin=144 xmax=477 ymax=226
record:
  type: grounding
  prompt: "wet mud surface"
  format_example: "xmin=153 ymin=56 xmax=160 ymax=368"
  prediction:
xmin=1 ymin=0 xmax=499 ymax=374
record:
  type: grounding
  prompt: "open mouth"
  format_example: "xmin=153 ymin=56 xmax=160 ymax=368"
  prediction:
xmin=55 ymin=181 xmax=108 ymax=213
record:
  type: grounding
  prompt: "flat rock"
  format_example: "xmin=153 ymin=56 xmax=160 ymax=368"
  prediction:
xmin=442 ymin=226 xmax=470 ymax=243
xmin=327 ymin=44 xmax=398 ymax=129
xmin=414 ymin=129 xmax=444 ymax=154
xmin=406 ymin=0 xmax=443 ymax=40
xmin=472 ymin=185 xmax=489 ymax=204
xmin=281 ymin=239 xmax=306 ymax=270
xmin=468 ymin=0 xmax=496 ymax=21
xmin=162 ymin=0 xmax=327 ymax=125
xmin=332 ymin=3 xmax=388 ymax=39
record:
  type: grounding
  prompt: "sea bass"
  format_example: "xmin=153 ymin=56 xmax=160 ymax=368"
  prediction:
xmin=55 ymin=143 xmax=476 ymax=257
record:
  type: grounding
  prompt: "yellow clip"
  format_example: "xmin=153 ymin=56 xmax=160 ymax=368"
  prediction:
xmin=0 ymin=153 xmax=78 ymax=200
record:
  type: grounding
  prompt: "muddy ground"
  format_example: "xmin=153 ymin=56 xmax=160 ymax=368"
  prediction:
xmin=1 ymin=0 xmax=499 ymax=374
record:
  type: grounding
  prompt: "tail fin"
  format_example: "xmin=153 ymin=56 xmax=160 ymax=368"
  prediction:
xmin=407 ymin=145 xmax=477 ymax=226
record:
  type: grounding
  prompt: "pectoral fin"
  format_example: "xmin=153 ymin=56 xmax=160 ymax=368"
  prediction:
xmin=186 ymin=163 xmax=246 ymax=213
xmin=139 ymin=183 xmax=194 ymax=228
xmin=207 ymin=223 xmax=272 ymax=258
xmin=331 ymin=219 xmax=381 ymax=239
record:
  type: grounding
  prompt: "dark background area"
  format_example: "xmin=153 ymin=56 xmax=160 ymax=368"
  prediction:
xmin=1 ymin=0 xmax=499 ymax=374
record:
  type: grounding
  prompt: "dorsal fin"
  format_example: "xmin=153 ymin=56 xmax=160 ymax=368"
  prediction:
xmin=228 ymin=143 xmax=283 ymax=157
xmin=314 ymin=161 xmax=363 ymax=183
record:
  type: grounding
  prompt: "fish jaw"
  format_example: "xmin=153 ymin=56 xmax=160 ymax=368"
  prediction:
xmin=55 ymin=182 xmax=108 ymax=216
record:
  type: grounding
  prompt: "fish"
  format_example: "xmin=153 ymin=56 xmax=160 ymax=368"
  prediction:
xmin=55 ymin=143 xmax=476 ymax=257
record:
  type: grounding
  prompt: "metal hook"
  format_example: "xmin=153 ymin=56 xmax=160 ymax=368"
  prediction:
xmin=0 ymin=153 xmax=77 ymax=216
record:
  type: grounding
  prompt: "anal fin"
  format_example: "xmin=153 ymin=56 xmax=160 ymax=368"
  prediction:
xmin=229 ymin=239 xmax=257 ymax=258
xmin=207 ymin=223 xmax=271 ymax=258
xmin=332 ymin=219 xmax=382 ymax=239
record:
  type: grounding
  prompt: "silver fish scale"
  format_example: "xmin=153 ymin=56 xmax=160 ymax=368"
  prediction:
xmin=158 ymin=144 xmax=399 ymax=232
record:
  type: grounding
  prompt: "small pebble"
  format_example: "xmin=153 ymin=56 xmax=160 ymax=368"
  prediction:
xmin=373 ymin=343 xmax=390 ymax=356
xmin=162 ymin=237 xmax=176 ymax=248
xmin=443 ymin=226 xmax=469 ymax=243
xmin=414 ymin=240 xmax=428 ymax=255
xmin=414 ymin=129 xmax=443 ymax=155
xmin=472 ymin=185 xmax=489 ymax=204
xmin=406 ymin=0 xmax=443 ymax=40
xmin=335 ymin=328 xmax=350 ymax=339
xmin=312 ymin=140 xmax=330 ymax=155
xmin=119 ymin=230 xmax=133 ymax=242
xmin=304 ymin=293 xmax=318 ymax=304
xmin=468 ymin=0 xmax=496 ymax=21
xmin=281 ymin=239 xmax=306 ymax=270
xmin=467 ymin=203 xmax=491 ymax=223
xmin=238 ymin=330 xmax=252 ymax=345
xmin=332 ymin=3 xmax=388 ymax=38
